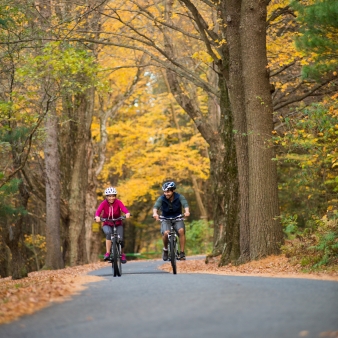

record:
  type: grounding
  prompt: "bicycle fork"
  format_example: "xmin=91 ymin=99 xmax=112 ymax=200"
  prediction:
xmin=168 ymin=233 xmax=179 ymax=261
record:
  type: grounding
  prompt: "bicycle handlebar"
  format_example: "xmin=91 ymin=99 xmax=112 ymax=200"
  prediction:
xmin=158 ymin=214 xmax=184 ymax=221
xmin=99 ymin=216 xmax=127 ymax=222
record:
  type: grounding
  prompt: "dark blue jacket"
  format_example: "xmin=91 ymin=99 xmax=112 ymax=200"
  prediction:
xmin=160 ymin=193 xmax=183 ymax=217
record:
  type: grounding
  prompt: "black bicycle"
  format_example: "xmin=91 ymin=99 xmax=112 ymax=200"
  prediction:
xmin=159 ymin=214 xmax=184 ymax=274
xmin=100 ymin=216 xmax=126 ymax=277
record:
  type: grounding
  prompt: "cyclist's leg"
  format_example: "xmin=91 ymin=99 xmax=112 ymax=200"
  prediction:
xmin=174 ymin=220 xmax=186 ymax=255
xmin=116 ymin=225 xmax=127 ymax=263
xmin=161 ymin=220 xmax=171 ymax=249
xmin=161 ymin=220 xmax=171 ymax=261
xmin=102 ymin=225 xmax=113 ymax=258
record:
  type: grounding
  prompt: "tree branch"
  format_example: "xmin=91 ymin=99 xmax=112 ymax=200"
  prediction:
xmin=0 ymin=95 xmax=57 ymax=189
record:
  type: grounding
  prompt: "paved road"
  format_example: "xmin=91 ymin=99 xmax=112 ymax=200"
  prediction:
xmin=0 ymin=260 xmax=337 ymax=338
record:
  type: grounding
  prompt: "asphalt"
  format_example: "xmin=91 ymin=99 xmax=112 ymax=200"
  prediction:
xmin=0 ymin=259 xmax=337 ymax=338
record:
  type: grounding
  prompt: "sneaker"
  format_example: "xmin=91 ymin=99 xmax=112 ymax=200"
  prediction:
xmin=121 ymin=253 xmax=127 ymax=264
xmin=179 ymin=251 xmax=186 ymax=260
xmin=104 ymin=252 xmax=110 ymax=261
xmin=162 ymin=248 xmax=168 ymax=261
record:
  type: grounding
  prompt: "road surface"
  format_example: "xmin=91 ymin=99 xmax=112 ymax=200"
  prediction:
xmin=0 ymin=259 xmax=337 ymax=338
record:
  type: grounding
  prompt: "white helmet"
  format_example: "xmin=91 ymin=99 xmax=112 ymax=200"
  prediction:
xmin=104 ymin=187 xmax=117 ymax=195
xmin=162 ymin=181 xmax=176 ymax=191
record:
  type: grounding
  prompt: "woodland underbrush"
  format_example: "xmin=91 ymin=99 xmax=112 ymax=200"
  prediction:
xmin=281 ymin=213 xmax=338 ymax=273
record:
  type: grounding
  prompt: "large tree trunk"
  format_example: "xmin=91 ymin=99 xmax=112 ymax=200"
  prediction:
xmin=223 ymin=0 xmax=250 ymax=262
xmin=240 ymin=0 xmax=283 ymax=259
xmin=68 ymin=91 xmax=94 ymax=266
xmin=44 ymin=104 xmax=64 ymax=269
xmin=39 ymin=0 xmax=64 ymax=270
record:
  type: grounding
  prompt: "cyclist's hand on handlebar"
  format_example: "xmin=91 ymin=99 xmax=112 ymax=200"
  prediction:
xmin=184 ymin=211 xmax=190 ymax=217
xmin=125 ymin=213 xmax=131 ymax=219
xmin=153 ymin=214 xmax=159 ymax=221
xmin=94 ymin=216 xmax=101 ymax=222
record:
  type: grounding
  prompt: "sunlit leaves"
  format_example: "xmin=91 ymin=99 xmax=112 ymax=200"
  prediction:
xmin=99 ymin=87 xmax=209 ymax=206
xmin=17 ymin=42 xmax=100 ymax=95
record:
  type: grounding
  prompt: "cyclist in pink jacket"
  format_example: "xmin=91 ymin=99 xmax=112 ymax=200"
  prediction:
xmin=95 ymin=187 xmax=130 ymax=263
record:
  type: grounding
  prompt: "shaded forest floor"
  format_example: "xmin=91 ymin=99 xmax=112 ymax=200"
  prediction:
xmin=1 ymin=255 xmax=337 ymax=325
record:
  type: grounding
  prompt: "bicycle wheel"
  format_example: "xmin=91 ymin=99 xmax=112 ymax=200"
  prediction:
xmin=116 ymin=242 xmax=122 ymax=277
xmin=112 ymin=238 xmax=120 ymax=277
xmin=170 ymin=234 xmax=177 ymax=274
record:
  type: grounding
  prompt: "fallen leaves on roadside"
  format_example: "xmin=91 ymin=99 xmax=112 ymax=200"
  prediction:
xmin=0 ymin=262 xmax=106 ymax=325
xmin=159 ymin=255 xmax=338 ymax=281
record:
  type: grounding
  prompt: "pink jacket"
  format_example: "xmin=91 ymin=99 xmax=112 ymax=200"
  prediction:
xmin=95 ymin=199 xmax=129 ymax=226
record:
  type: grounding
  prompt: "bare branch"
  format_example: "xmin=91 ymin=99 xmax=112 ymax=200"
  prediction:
xmin=273 ymin=78 xmax=335 ymax=111
xmin=179 ymin=0 xmax=220 ymax=61
xmin=266 ymin=5 xmax=295 ymax=28
xmin=270 ymin=60 xmax=297 ymax=77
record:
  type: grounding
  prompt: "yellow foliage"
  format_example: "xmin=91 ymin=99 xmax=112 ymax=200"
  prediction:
xmin=98 ymin=81 xmax=209 ymax=206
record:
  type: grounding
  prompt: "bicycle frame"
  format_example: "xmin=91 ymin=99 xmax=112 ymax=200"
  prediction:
xmin=100 ymin=216 xmax=125 ymax=277
xmin=159 ymin=214 xmax=184 ymax=274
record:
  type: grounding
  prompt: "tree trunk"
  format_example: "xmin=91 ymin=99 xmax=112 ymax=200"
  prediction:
xmin=213 ymin=75 xmax=240 ymax=264
xmin=5 ymin=174 xmax=30 ymax=279
xmin=0 ymin=238 xmax=11 ymax=278
xmin=44 ymin=105 xmax=64 ymax=269
xmin=240 ymin=0 xmax=283 ymax=259
xmin=223 ymin=0 xmax=250 ymax=262
xmin=37 ymin=0 xmax=64 ymax=270
xmin=68 ymin=91 xmax=93 ymax=266
xmin=86 ymin=141 xmax=102 ymax=263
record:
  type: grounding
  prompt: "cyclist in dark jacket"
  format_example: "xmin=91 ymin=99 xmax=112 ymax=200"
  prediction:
xmin=153 ymin=181 xmax=190 ymax=260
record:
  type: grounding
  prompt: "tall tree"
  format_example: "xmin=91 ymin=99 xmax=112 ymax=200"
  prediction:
xmin=37 ymin=0 xmax=64 ymax=270
xmin=240 ymin=0 xmax=283 ymax=258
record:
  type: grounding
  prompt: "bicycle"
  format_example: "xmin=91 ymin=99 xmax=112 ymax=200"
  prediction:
xmin=100 ymin=216 xmax=127 ymax=277
xmin=159 ymin=214 xmax=184 ymax=275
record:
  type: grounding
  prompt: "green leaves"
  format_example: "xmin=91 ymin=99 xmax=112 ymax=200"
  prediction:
xmin=292 ymin=0 xmax=338 ymax=80
xmin=17 ymin=42 xmax=101 ymax=95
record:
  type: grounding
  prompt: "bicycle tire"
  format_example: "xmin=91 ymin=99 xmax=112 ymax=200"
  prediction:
xmin=117 ymin=243 xmax=122 ymax=277
xmin=112 ymin=238 xmax=119 ymax=277
xmin=170 ymin=234 xmax=177 ymax=274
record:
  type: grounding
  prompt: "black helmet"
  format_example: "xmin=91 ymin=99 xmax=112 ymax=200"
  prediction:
xmin=162 ymin=181 xmax=176 ymax=191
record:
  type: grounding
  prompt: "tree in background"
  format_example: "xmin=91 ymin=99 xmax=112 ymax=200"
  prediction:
xmin=273 ymin=0 xmax=338 ymax=270
xmin=292 ymin=0 xmax=338 ymax=80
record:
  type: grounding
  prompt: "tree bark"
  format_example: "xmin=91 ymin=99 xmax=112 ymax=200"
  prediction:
xmin=240 ymin=0 xmax=283 ymax=259
xmin=5 ymin=158 xmax=30 ymax=279
xmin=223 ymin=0 xmax=250 ymax=262
xmin=38 ymin=0 xmax=64 ymax=270
xmin=68 ymin=91 xmax=94 ymax=266
xmin=44 ymin=104 xmax=64 ymax=269
xmin=212 ymin=75 xmax=240 ymax=264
